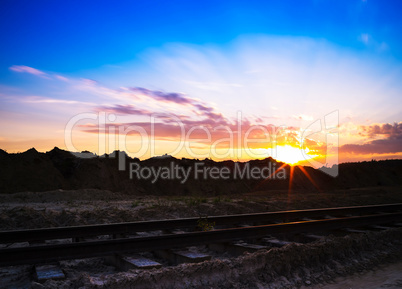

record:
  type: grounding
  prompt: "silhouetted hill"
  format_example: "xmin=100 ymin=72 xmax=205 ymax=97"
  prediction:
xmin=0 ymin=147 xmax=401 ymax=195
xmin=334 ymin=160 xmax=402 ymax=188
xmin=0 ymin=147 xmax=66 ymax=193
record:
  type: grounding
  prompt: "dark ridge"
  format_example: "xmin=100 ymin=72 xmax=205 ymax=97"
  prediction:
xmin=0 ymin=147 xmax=401 ymax=195
xmin=22 ymin=147 xmax=39 ymax=154
xmin=0 ymin=149 xmax=8 ymax=157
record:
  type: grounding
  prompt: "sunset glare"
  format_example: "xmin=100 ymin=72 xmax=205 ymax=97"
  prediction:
xmin=273 ymin=145 xmax=319 ymax=166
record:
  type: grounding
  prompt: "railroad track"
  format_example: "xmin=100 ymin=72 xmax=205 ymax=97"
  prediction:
xmin=0 ymin=203 xmax=401 ymax=269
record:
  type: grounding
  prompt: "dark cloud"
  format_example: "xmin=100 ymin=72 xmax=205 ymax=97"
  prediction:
xmin=130 ymin=87 xmax=192 ymax=105
xmin=360 ymin=122 xmax=402 ymax=138
xmin=98 ymin=86 xmax=229 ymax=127
xmin=341 ymin=135 xmax=402 ymax=155
xmin=342 ymin=122 xmax=402 ymax=155
xmin=96 ymin=104 xmax=151 ymax=115
xmin=194 ymin=103 xmax=214 ymax=112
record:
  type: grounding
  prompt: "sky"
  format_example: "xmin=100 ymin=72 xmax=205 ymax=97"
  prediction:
xmin=0 ymin=0 xmax=401 ymax=167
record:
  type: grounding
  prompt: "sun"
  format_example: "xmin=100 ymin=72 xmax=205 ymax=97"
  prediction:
xmin=272 ymin=144 xmax=318 ymax=165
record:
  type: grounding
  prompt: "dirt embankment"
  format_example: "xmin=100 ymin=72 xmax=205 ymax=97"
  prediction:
xmin=24 ymin=227 xmax=402 ymax=289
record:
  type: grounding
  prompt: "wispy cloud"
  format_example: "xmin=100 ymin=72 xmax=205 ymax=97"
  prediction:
xmin=95 ymin=104 xmax=151 ymax=116
xmin=55 ymin=75 xmax=69 ymax=82
xmin=129 ymin=87 xmax=192 ymax=105
xmin=9 ymin=65 xmax=73 ymax=82
xmin=22 ymin=96 xmax=95 ymax=106
xmin=95 ymin=85 xmax=229 ymax=128
xmin=80 ymin=78 xmax=97 ymax=85
xmin=9 ymin=65 xmax=49 ymax=78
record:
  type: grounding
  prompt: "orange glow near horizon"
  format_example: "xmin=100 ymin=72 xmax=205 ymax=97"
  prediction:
xmin=272 ymin=144 xmax=319 ymax=166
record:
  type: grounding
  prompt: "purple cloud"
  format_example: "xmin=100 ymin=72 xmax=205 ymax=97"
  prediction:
xmin=130 ymin=87 xmax=192 ymax=105
xmin=96 ymin=104 xmax=151 ymax=116
xmin=341 ymin=122 xmax=402 ymax=155
xmin=341 ymin=135 xmax=402 ymax=155
xmin=360 ymin=122 xmax=402 ymax=138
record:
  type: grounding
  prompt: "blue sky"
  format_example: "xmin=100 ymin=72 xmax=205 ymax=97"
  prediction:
xmin=1 ymin=0 xmax=401 ymax=74
xmin=0 ymin=0 xmax=401 ymax=164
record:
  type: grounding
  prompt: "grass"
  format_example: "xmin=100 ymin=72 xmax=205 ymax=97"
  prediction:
xmin=131 ymin=200 xmax=142 ymax=208
xmin=184 ymin=197 xmax=208 ymax=206
xmin=167 ymin=196 xmax=208 ymax=206
xmin=213 ymin=196 xmax=233 ymax=204
xmin=149 ymin=198 xmax=172 ymax=208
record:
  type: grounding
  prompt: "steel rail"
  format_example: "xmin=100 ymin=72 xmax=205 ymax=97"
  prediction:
xmin=0 ymin=211 xmax=401 ymax=266
xmin=1 ymin=203 xmax=402 ymax=243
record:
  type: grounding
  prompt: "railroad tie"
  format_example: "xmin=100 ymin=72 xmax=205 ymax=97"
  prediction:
xmin=261 ymin=238 xmax=295 ymax=248
xmin=301 ymin=233 xmax=325 ymax=241
xmin=208 ymin=241 xmax=267 ymax=256
xmin=229 ymin=243 xmax=268 ymax=255
xmin=106 ymin=254 xmax=162 ymax=270
xmin=34 ymin=264 xmax=65 ymax=283
xmin=154 ymin=249 xmax=211 ymax=265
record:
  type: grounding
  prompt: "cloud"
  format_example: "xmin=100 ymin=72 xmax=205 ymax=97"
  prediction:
xmin=340 ymin=136 xmax=402 ymax=155
xmin=9 ymin=65 xmax=48 ymax=77
xmin=341 ymin=122 xmax=402 ymax=155
xmin=359 ymin=122 xmax=402 ymax=138
xmin=9 ymin=65 xmax=72 ymax=82
xmin=96 ymin=86 xmax=228 ymax=125
xmin=55 ymin=75 xmax=69 ymax=82
xmin=129 ymin=87 xmax=192 ymax=105
xmin=81 ymin=78 xmax=97 ymax=85
xmin=85 ymin=83 xmax=327 ymax=153
xmin=22 ymin=96 xmax=95 ymax=106
xmin=95 ymin=104 xmax=151 ymax=116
